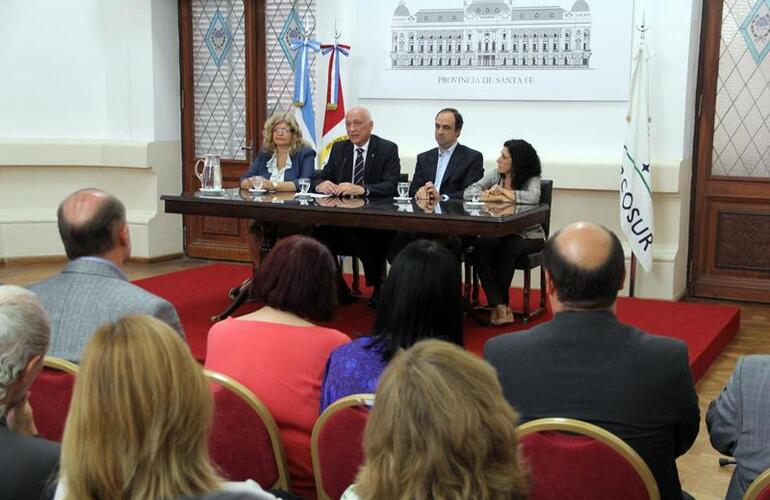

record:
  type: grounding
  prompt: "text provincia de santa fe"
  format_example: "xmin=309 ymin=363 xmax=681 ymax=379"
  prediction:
xmin=436 ymin=75 xmax=535 ymax=85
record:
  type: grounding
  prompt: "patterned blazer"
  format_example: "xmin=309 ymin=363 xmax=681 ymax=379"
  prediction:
xmin=707 ymin=355 xmax=770 ymax=500
xmin=28 ymin=258 xmax=183 ymax=362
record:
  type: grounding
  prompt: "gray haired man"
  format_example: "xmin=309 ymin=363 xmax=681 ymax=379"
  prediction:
xmin=0 ymin=285 xmax=60 ymax=499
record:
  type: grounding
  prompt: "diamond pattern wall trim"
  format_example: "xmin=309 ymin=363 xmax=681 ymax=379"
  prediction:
xmin=712 ymin=0 xmax=770 ymax=178
xmin=266 ymin=0 xmax=317 ymax=117
xmin=193 ymin=0 xmax=246 ymax=160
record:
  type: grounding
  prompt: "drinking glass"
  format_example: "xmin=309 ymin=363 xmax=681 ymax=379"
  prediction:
xmin=298 ymin=178 xmax=311 ymax=196
xmin=468 ymin=185 xmax=482 ymax=203
xmin=397 ymin=181 xmax=410 ymax=199
xmin=249 ymin=176 xmax=263 ymax=191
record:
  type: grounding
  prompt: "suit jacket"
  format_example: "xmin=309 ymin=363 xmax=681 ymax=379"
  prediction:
xmin=316 ymin=135 xmax=400 ymax=196
xmin=240 ymin=146 xmax=316 ymax=190
xmin=484 ymin=310 xmax=700 ymax=500
xmin=0 ymin=423 xmax=60 ymax=499
xmin=28 ymin=258 xmax=184 ymax=362
xmin=409 ymin=143 xmax=483 ymax=199
xmin=707 ymin=355 xmax=770 ymax=500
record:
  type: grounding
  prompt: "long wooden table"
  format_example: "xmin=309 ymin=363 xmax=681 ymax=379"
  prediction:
xmin=162 ymin=189 xmax=548 ymax=237
xmin=161 ymin=189 xmax=549 ymax=318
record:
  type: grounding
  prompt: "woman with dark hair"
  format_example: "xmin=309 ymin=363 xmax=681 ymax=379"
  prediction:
xmin=465 ymin=139 xmax=545 ymax=326
xmin=319 ymin=239 xmax=463 ymax=412
xmin=205 ymin=235 xmax=350 ymax=499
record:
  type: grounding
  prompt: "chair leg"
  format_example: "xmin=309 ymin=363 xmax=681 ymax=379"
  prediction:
xmin=472 ymin=269 xmax=480 ymax=305
xmin=522 ymin=269 xmax=531 ymax=323
xmin=539 ymin=266 xmax=546 ymax=310
xmin=352 ymin=257 xmax=361 ymax=296
xmin=463 ymin=256 xmax=473 ymax=303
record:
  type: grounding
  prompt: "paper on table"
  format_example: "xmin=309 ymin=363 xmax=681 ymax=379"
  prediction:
xmin=298 ymin=193 xmax=332 ymax=198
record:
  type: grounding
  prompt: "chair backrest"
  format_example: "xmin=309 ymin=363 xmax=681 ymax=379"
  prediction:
xmin=204 ymin=370 xmax=290 ymax=492
xmin=28 ymin=356 xmax=79 ymax=442
xmin=311 ymin=393 xmax=375 ymax=500
xmin=539 ymin=179 xmax=553 ymax=237
xmin=746 ymin=467 xmax=770 ymax=500
xmin=517 ymin=417 xmax=660 ymax=500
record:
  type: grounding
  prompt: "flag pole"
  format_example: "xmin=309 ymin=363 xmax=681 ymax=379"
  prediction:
xmin=626 ymin=12 xmax=649 ymax=299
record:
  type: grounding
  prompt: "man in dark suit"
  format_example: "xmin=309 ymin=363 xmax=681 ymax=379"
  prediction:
xmin=484 ymin=222 xmax=699 ymax=500
xmin=388 ymin=108 xmax=483 ymax=262
xmin=314 ymin=106 xmax=400 ymax=306
xmin=410 ymin=108 xmax=483 ymax=201
xmin=0 ymin=285 xmax=60 ymax=500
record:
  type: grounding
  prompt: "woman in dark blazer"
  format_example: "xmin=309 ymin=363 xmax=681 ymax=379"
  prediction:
xmin=465 ymin=139 xmax=545 ymax=326
xmin=240 ymin=111 xmax=315 ymax=192
xmin=239 ymin=112 xmax=316 ymax=269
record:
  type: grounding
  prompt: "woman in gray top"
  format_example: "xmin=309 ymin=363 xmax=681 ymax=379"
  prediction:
xmin=464 ymin=139 xmax=545 ymax=326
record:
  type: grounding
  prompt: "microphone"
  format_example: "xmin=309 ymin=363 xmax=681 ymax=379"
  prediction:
xmin=719 ymin=458 xmax=737 ymax=467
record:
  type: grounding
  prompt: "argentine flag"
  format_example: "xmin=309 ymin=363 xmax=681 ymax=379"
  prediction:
xmin=291 ymin=36 xmax=321 ymax=150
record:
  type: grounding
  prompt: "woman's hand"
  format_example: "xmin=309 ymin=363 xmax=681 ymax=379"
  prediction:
xmin=242 ymin=176 xmax=268 ymax=190
xmin=485 ymin=184 xmax=516 ymax=202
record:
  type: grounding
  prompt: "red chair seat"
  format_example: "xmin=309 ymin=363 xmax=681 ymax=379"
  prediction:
xmin=205 ymin=370 xmax=290 ymax=492
xmin=28 ymin=359 xmax=78 ymax=442
xmin=312 ymin=394 xmax=374 ymax=500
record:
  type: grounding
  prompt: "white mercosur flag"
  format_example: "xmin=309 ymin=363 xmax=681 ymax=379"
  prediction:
xmin=620 ymin=33 xmax=654 ymax=272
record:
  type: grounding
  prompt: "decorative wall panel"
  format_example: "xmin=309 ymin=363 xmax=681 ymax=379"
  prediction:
xmin=192 ymin=0 xmax=247 ymax=160
xmin=715 ymin=210 xmax=770 ymax=270
xmin=712 ymin=0 xmax=770 ymax=177
xmin=265 ymin=0 xmax=317 ymax=116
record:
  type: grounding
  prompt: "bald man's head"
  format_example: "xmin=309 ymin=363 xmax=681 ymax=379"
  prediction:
xmin=542 ymin=222 xmax=626 ymax=310
xmin=57 ymin=189 xmax=126 ymax=260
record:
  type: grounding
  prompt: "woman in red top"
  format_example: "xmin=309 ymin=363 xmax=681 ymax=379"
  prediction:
xmin=205 ymin=235 xmax=350 ymax=499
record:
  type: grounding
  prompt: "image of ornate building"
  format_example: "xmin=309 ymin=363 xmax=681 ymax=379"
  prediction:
xmin=390 ymin=0 xmax=592 ymax=69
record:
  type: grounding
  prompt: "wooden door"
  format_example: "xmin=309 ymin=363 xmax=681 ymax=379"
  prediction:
xmin=179 ymin=0 xmax=265 ymax=261
xmin=690 ymin=0 xmax=770 ymax=302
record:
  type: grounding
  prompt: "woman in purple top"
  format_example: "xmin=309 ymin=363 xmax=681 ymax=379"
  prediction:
xmin=319 ymin=239 xmax=464 ymax=413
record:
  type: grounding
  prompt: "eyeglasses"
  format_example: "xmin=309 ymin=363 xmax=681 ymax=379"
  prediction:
xmin=273 ymin=127 xmax=293 ymax=134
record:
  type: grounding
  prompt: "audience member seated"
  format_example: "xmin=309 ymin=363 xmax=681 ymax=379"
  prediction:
xmin=707 ymin=355 xmax=770 ymax=500
xmin=341 ymin=339 xmax=528 ymax=500
xmin=55 ymin=315 xmax=276 ymax=500
xmin=0 ymin=286 xmax=60 ymax=500
xmin=206 ymin=235 xmax=350 ymax=499
xmin=239 ymin=112 xmax=316 ymax=269
xmin=484 ymin=221 xmax=699 ymax=500
xmin=319 ymin=239 xmax=463 ymax=412
xmin=465 ymin=139 xmax=545 ymax=326
xmin=28 ymin=188 xmax=183 ymax=362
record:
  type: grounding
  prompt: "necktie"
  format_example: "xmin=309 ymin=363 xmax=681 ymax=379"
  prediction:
xmin=353 ymin=147 xmax=365 ymax=187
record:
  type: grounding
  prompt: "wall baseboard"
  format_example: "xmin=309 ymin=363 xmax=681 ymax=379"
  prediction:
xmin=1 ymin=253 xmax=184 ymax=266
xmin=128 ymin=253 xmax=184 ymax=264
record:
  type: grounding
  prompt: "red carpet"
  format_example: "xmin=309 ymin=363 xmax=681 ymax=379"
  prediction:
xmin=134 ymin=263 xmax=740 ymax=382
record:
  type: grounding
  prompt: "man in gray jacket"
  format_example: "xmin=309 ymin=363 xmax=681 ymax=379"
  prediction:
xmin=29 ymin=188 xmax=183 ymax=362
xmin=707 ymin=355 xmax=770 ymax=499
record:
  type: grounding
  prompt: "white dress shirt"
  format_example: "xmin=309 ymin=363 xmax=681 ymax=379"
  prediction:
xmin=435 ymin=141 xmax=458 ymax=200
